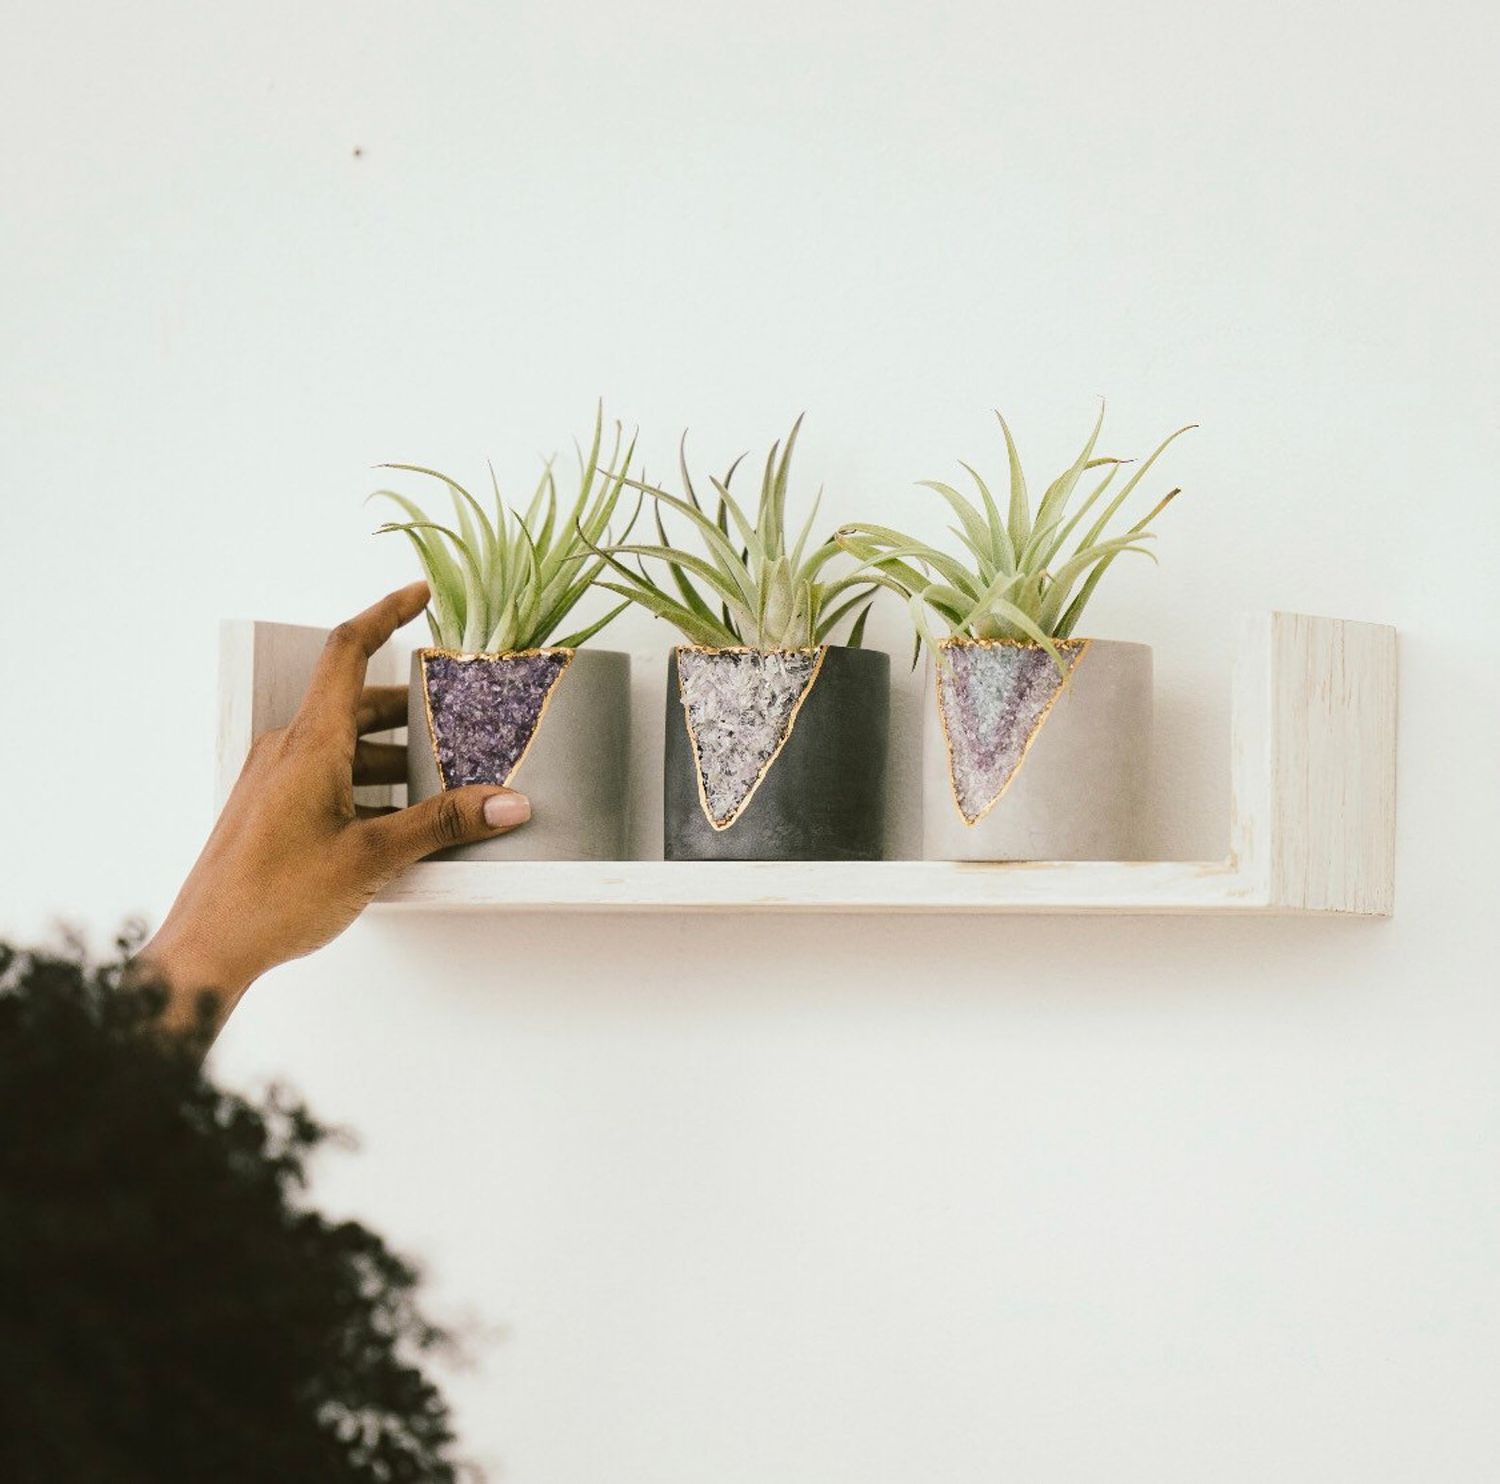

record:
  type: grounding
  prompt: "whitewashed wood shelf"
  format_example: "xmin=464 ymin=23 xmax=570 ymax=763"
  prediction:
xmin=218 ymin=611 xmax=1398 ymax=917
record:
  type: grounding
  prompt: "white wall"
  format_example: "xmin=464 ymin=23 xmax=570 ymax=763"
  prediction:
xmin=4 ymin=1 xmax=1498 ymax=1478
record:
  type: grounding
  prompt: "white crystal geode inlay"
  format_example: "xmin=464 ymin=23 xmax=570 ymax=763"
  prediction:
xmin=677 ymin=647 xmax=825 ymax=829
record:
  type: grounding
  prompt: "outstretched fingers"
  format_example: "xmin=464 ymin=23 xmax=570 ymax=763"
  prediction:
xmin=297 ymin=583 xmax=429 ymax=736
xmin=353 ymin=740 xmax=407 ymax=786
xmin=356 ymin=685 xmax=409 ymax=735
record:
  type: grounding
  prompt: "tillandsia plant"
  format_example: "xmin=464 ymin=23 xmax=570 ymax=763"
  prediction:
xmin=589 ymin=415 xmax=882 ymax=651
xmin=836 ymin=406 xmax=1194 ymax=669
xmin=370 ymin=405 xmax=640 ymax=652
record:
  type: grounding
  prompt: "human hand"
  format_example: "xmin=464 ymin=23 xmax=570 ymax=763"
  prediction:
xmin=139 ymin=582 xmax=529 ymax=1035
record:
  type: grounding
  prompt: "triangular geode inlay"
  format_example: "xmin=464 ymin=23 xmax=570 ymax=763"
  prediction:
xmin=420 ymin=649 xmax=572 ymax=789
xmin=677 ymin=647 xmax=825 ymax=829
xmin=937 ymin=639 xmax=1090 ymax=824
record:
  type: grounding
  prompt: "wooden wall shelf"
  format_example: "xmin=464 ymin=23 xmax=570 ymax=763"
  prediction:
xmin=218 ymin=611 xmax=1397 ymax=917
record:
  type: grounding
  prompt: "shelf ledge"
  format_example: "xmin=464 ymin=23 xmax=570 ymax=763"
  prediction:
xmin=217 ymin=611 xmax=1397 ymax=917
xmin=373 ymin=858 xmax=1281 ymax=914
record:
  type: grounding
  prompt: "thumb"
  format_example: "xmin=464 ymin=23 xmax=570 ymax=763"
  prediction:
xmin=363 ymin=785 xmax=531 ymax=871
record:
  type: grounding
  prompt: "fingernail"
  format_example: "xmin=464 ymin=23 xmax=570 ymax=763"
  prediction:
xmin=484 ymin=791 xmax=531 ymax=829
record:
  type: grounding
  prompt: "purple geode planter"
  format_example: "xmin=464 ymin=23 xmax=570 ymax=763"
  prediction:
xmin=935 ymin=638 xmax=1089 ymax=825
xmin=923 ymin=637 xmax=1153 ymax=861
xmin=407 ymin=646 xmax=631 ymax=861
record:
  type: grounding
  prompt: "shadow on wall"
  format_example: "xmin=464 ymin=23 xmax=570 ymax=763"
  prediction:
xmin=362 ymin=908 xmax=1387 ymax=1029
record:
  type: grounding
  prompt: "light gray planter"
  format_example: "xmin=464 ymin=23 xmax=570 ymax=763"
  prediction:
xmin=922 ymin=637 xmax=1152 ymax=862
xmin=407 ymin=647 xmax=629 ymax=861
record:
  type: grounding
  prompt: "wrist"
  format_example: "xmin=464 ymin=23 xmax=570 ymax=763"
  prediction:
xmin=133 ymin=922 xmax=256 ymax=1037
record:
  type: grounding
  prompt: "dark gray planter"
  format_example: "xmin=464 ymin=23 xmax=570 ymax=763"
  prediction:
xmin=663 ymin=644 xmax=889 ymax=861
xmin=407 ymin=646 xmax=629 ymax=861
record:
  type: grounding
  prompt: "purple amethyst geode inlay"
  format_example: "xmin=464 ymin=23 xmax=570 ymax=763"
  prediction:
xmin=421 ymin=650 xmax=572 ymax=789
xmin=938 ymin=639 xmax=1089 ymax=824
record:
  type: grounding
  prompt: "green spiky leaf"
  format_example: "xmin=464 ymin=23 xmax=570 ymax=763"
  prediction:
xmin=839 ymin=407 xmax=1191 ymax=668
xmin=371 ymin=403 xmax=637 ymax=651
xmin=599 ymin=416 xmax=869 ymax=652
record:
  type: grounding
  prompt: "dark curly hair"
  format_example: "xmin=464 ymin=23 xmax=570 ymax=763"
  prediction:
xmin=0 ymin=928 xmax=474 ymax=1482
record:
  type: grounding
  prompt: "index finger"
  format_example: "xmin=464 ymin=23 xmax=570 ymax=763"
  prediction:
xmin=297 ymin=582 xmax=430 ymax=734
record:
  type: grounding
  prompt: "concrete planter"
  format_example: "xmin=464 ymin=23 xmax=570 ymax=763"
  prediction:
xmin=664 ymin=644 xmax=890 ymax=861
xmin=922 ymin=637 xmax=1152 ymax=861
xmin=407 ymin=646 xmax=629 ymax=861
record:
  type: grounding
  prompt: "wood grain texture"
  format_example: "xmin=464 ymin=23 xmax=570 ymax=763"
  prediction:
xmin=1230 ymin=611 xmax=1398 ymax=915
xmin=373 ymin=858 xmax=1268 ymax=913
xmin=216 ymin=612 xmax=1398 ymax=916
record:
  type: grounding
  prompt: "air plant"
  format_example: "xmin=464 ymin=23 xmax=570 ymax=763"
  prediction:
xmin=370 ymin=406 xmax=639 ymax=652
xmin=591 ymin=415 xmax=882 ymax=651
xmin=836 ymin=406 xmax=1193 ymax=669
